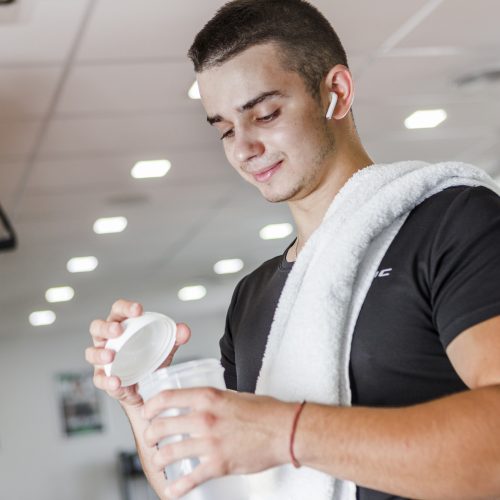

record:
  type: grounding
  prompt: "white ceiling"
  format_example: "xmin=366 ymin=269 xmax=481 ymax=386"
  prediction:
xmin=0 ymin=0 xmax=499 ymax=341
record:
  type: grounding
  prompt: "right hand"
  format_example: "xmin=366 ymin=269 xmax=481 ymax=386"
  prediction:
xmin=86 ymin=299 xmax=191 ymax=410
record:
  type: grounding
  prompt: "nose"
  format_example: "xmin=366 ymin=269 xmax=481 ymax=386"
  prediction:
xmin=233 ymin=129 xmax=265 ymax=164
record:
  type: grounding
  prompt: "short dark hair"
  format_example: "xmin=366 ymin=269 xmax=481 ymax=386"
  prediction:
xmin=188 ymin=0 xmax=349 ymax=99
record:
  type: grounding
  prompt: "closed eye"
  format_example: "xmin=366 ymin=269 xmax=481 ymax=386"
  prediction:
xmin=257 ymin=109 xmax=280 ymax=122
xmin=220 ymin=109 xmax=281 ymax=140
xmin=220 ymin=129 xmax=234 ymax=141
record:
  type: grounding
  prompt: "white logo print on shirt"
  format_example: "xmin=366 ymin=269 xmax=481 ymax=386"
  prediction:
xmin=374 ymin=268 xmax=392 ymax=278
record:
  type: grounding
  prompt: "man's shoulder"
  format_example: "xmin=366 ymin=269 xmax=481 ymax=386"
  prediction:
xmin=400 ymin=184 xmax=500 ymax=264
xmin=389 ymin=184 xmax=499 ymax=260
xmin=410 ymin=184 xmax=499 ymax=223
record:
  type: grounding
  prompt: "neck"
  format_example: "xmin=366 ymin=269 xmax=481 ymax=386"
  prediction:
xmin=288 ymin=134 xmax=374 ymax=254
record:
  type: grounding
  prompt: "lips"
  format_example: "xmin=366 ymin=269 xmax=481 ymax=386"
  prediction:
xmin=251 ymin=160 xmax=283 ymax=183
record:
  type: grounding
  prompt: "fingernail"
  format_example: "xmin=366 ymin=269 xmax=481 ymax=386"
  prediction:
xmin=112 ymin=323 xmax=121 ymax=335
xmin=132 ymin=303 xmax=140 ymax=315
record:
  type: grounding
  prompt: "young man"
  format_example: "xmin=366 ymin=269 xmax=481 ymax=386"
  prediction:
xmin=86 ymin=1 xmax=500 ymax=499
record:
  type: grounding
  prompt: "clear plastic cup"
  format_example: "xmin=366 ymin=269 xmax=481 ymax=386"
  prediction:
xmin=138 ymin=359 xmax=248 ymax=500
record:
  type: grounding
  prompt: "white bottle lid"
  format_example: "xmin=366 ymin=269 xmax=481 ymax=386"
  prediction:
xmin=104 ymin=312 xmax=176 ymax=387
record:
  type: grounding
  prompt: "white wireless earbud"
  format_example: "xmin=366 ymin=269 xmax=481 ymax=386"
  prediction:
xmin=325 ymin=92 xmax=338 ymax=120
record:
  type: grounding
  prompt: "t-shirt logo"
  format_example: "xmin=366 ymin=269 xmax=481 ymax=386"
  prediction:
xmin=374 ymin=268 xmax=392 ymax=278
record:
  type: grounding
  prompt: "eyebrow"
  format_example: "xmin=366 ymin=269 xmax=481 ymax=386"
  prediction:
xmin=206 ymin=90 xmax=285 ymax=125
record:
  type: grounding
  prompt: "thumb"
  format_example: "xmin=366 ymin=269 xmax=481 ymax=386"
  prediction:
xmin=160 ymin=323 xmax=191 ymax=368
xmin=175 ymin=323 xmax=191 ymax=346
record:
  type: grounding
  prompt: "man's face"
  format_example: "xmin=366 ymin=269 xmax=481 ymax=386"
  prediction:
xmin=197 ymin=43 xmax=336 ymax=203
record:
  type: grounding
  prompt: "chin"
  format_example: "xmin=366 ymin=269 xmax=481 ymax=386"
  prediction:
xmin=259 ymin=185 xmax=302 ymax=203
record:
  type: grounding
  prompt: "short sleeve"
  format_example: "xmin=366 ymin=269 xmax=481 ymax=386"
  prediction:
xmin=430 ymin=186 xmax=500 ymax=348
xmin=219 ymin=277 xmax=246 ymax=390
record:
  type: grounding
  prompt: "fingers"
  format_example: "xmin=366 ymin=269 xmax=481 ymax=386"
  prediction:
xmin=85 ymin=345 xmax=116 ymax=365
xmin=86 ymin=330 xmax=122 ymax=396
xmin=92 ymin=368 xmax=145 ymax=406
xmin=90 ymin=300 xmax=143 ymax=345
xmin=152 ymin=437 xmax=211 ymax=473
xmin=106 ymin=299 xmax=143 ymax=322
xmin=88 ymin=302 xmax=194 ymax=412
xmin=87 ymin=299 xmax=147 ymax=407
xmin=164 ymin=458 xmax=226 ymax=499
xmin=144 ymin=388 xmax=221 ymax=421
xmin=93 ymin=369 xmax=121 ymax=392
xmin=89 ymin=299 xmax=143 ymax=351
xmin=144 ymin=412 xmax=216 ymax=448
xmin=89 ymin=319 xmax=123 ymax=346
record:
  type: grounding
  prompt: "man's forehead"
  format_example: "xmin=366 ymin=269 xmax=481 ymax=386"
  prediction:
xmin=198 ymin=67 xmax=280 ymax=100
xmin=197 ymin=64 xmax=301 ymax=122
xmin=196 ymin=44 xmax=292 ymax=95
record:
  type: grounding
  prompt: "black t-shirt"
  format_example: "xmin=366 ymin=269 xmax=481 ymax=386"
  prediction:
xmin=220 ymin=185 xmax=500 ymax=500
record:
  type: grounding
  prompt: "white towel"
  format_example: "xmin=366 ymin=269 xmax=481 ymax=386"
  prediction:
xmin=246 ymin=160 xmax=500 ymax=500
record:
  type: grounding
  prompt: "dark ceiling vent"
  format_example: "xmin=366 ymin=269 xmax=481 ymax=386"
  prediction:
xmin=0 ymin=0 xmax=34 ymax=24
xmin=0 ymin=203 xmax=17 ymax=252
xmin=107 ymin=193 xmax=150 ymax=206
xmin=455 ymin=67 xmax=500 ymax=89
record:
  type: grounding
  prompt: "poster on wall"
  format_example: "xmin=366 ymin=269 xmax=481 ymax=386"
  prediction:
xmin=56 ymin=371 xmax=104 ymax=437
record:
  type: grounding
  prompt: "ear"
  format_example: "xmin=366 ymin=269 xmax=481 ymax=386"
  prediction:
xmin=323 ymin=64 xmax=355 ymax=120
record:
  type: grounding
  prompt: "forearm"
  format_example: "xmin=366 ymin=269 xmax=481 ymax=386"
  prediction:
xmin=122 ymin=404 xmax=167 ymax=500
xmin=294 ymin=385 xmax=500 ymax=499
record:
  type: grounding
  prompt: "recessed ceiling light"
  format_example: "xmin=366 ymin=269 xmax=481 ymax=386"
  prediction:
xmin=404 ymin=109 xmax=447 ymax=129
xmin=29 ymin=310 xmax=56 ymax=327
xmin=188 ymin=81 xmax=201 ymax=100
xmin=178 ymin=285 xmax=207 ymax=302
xmin=67 ymin=256 xmax=98 ymax=273
xmin=45 ymin=286 xmax=75 ymax=303
xmin=93 ymin=216 xmax=128 ymax=235
xmin=214 ymin=259 xmax=244 ymax=275
xmin=259 ymin=223 xmax=293 ymax=240
xmin=131 ymin=159 xmax=171 ymax=179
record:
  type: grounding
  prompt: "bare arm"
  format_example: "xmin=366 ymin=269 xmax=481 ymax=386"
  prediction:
xmin=294 ymin=315 xmax=500 ymax=499
xmin=86 ymin=299 xmax=191 ymax=500
xmin=141 ymin=315 xmax=500 ymax=499
xmin=294 ymin=384 xmax=500 ymax=499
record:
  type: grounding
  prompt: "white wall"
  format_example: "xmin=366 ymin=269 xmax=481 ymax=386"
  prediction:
xmin=0 ymin=313 xmax=223 ymax=500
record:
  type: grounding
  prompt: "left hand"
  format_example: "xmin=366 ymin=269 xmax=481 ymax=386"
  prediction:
xmin=142 ymin=388 xmax=295 ymax=499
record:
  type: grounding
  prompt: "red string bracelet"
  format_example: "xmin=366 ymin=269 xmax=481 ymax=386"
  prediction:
xmin=289 ymin=400 xmax=306 ymax=468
